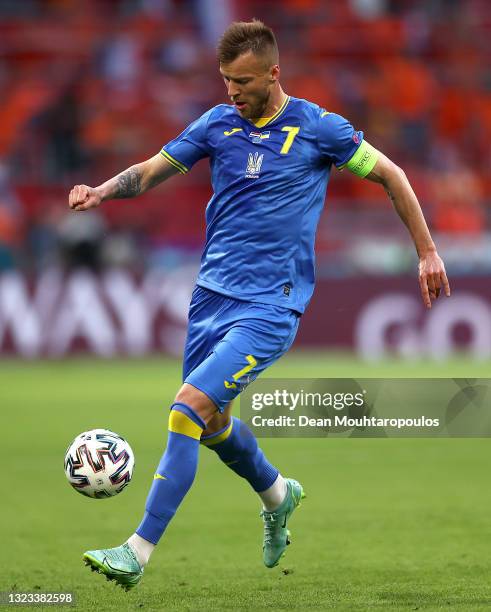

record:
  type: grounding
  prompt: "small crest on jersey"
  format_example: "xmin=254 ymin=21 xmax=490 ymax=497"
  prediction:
xmin=249 ymin=131 xmax=270 ymax=144
xmin=352 ymin=133 xmax=360 ymax=145
xmin=245 ymin=152 xmax=264 ymax=178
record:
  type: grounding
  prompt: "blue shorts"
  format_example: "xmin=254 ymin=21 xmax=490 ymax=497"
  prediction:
xmin=183 ymin=286 xmax=300 ymax=412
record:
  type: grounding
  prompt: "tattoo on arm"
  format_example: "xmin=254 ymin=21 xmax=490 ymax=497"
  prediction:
xmin=367 ymin=166 xmax=396 ymax=204
xmin=115 ymin=168 xmax=142 ymax=198
xmin=385 ymin=187 xmax=396 ymax=204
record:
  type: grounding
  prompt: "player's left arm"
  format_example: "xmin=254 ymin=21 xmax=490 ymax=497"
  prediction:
xmin=356 ymin=144 xmax=450 ymax=309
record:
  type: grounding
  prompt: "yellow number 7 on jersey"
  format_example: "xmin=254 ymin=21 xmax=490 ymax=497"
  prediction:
xmin=224 ymin=354 xmax=257 ymax=389
xmin=280 ymin=126 xmax=300 ymax=154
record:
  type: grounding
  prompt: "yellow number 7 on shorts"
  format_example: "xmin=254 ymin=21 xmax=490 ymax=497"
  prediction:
xmin=224 ymin=354 xmax=257 ymax=389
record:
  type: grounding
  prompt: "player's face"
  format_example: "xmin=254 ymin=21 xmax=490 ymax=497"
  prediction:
xmin=220 ymin=51 xmax=279 ymax=120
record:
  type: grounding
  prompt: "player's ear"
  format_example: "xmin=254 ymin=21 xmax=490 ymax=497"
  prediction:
xmin=270 ymin=64 xmax=280 ymax=82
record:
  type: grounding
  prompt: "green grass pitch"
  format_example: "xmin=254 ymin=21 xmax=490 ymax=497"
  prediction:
xmin=1 ymin=352 xmax=491 ymax=611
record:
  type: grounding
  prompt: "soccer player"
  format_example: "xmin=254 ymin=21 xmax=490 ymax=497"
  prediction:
xmin=69 ymin=20 xmax=450 ymax=589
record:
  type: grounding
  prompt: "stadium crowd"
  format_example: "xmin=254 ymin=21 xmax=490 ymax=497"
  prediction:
xmin=0 ymin=0 xmax=489 ymax=273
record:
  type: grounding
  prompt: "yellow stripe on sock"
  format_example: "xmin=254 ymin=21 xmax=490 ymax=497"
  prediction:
xmin=200 ymin=419 xmax=234 ymax=447
xmin=168 ymin=410 xmax=203 ymax=440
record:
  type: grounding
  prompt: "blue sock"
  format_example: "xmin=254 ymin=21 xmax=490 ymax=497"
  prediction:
xmin=201 ymin=417 xmax=278 ymax=492
xmin=136 ymin=402 xmax=205 ymax=544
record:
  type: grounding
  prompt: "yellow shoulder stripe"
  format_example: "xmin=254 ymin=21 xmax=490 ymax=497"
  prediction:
xmin=321 ymin=111 xmax=330 ymax=117
xmin=200 ymin=419 xmax=233 ymax=447
xmin=160 ymin=149 xmax=188 ymax=174
xmin=168 ymin=409 xmax=203 ymax=440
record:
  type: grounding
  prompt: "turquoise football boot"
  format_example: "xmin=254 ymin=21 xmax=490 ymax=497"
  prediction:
xmin=83 ymin=543 xmax=143 ymax=591
xmin=261 ymin=478 xmax=306 ymax=568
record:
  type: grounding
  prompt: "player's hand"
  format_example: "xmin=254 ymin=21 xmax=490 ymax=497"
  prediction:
xmin=68 ymin=185 xmax=102 ymax=212
xmin=418 ymin=250 xmax=450 ymax=309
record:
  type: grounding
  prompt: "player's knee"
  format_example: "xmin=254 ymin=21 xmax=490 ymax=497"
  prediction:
xmin=174 ymin=383 xmax=207 ymax=406
xmin=201 ymin=411 xmax=229 ymax=437
xmin=201 ymin=402 xmax=233 ymax=437
xmin=174 ymin=383 xmax=217 ymax=425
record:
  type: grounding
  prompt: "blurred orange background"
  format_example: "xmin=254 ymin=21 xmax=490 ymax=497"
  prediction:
xmin=0 ymin=0 xmax=489 ymax=272
xmin=0 ymin=0 xmax=489 ymax=358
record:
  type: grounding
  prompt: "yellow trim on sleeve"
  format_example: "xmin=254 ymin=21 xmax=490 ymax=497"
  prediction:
xmin=200 ymin=420 xmax=234 ymax=447
xmin=342 ymin=140 xmax=379 ymax=177
xmin=168 ymin=409 xmax=203 ymax=440
xmin=160 ymin=149 xmax=189 ymax=174
xmin=320 ymin=111 xmax=330 ymax=117
xmin=252 ymin=96 xmax=290 ymax=128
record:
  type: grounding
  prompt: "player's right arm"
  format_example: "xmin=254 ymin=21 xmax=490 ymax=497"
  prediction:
xmin=70 ymin=107 xmax=213 ymax=211
xmin=68 ymin=153 xmax=179 ymax=212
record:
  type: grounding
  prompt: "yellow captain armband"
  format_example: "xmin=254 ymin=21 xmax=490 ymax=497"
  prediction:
xmin=342 ymin=140 xmax=379 ymax=178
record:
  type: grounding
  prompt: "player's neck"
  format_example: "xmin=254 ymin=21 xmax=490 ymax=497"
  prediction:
xmin=254 ymin=86 xmax=287 ymax=121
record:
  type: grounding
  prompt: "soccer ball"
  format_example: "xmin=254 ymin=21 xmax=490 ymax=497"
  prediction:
xmin=64 ymin=429 xmax=135 ymax=499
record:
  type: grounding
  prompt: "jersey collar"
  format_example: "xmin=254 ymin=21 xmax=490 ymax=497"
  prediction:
xmin=249 ymin=95 xmax=290 ymax=129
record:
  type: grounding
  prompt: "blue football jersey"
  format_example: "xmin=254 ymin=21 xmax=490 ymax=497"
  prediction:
xmin=161 ymin=96 xmax=372 ymax=313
